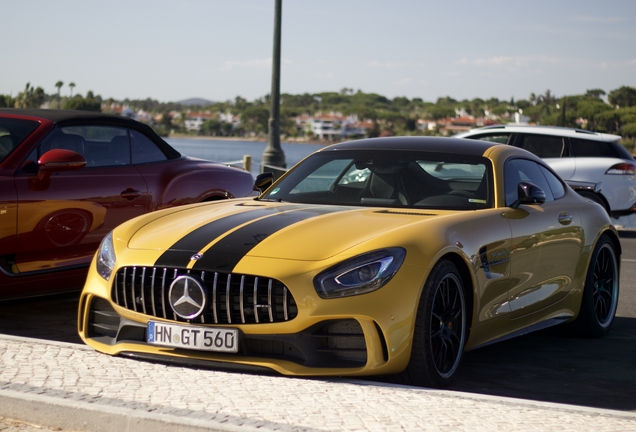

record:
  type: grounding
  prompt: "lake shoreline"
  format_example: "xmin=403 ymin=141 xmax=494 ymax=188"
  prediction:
xmin=168 ymin=133 xmax=333 ymax=146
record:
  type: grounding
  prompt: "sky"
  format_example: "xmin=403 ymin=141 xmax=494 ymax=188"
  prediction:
xmin=2 ymin=0 xmax=635 ymax=105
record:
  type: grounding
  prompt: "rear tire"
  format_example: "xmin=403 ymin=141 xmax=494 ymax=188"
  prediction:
xmin=571 ymin=235 xmax=619 ymax=338
xmin=399 ymin=260 xmax=467 ymax=388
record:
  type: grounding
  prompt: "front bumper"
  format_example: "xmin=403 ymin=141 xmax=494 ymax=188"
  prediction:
xmin=78 ymin=263 xmax=424 ymax=377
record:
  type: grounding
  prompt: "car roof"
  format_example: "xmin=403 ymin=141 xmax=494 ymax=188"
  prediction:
xmin=456 ymin=124 xmax=622 ymax=141
xmin=322 ymin=136 xmax=498 ymax=157
xmin=0 ymin=108 xmax=143 ymax=128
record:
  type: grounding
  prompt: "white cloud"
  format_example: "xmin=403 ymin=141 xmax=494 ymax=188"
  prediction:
xmin=570 ymin=15 xmax=629 ymax=23
xmin=366 ymin=61 xmax=413 ymax=69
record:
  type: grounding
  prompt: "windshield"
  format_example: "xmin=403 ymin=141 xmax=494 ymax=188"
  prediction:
xmin=260 ymin=150 xmax=493 ymax=210
xmin=0 ymin=118 xmax=40 ymax=163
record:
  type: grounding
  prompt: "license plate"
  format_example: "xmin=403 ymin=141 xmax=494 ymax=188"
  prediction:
xmin=147 ymin=321 xmax=239 ymax=353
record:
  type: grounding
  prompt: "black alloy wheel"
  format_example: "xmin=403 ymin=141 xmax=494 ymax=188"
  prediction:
xmin=429 ymin=271 xmax=465 ymax=378
xmin=572 ymin=235 xmax=619 ymax=337
xmin=400 ymin=260 xmax=467 ymax=388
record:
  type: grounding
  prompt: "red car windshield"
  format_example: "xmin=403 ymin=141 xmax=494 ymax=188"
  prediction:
xmin=0 ymin=118 xmax=40 ymax=163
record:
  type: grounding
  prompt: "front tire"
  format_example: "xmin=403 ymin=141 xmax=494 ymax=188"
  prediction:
xmin=400 ymin=260 xmax=467 ymax=388
xmin=572 ymin=235 xmax=619 ymax=337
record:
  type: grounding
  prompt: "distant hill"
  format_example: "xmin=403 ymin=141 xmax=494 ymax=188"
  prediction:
xmin=176 ymin=97 xmax=215 ymax=106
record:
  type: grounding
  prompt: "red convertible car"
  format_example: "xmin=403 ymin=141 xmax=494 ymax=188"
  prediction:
xmin=0 ymin=109 xmax=254 ymax=299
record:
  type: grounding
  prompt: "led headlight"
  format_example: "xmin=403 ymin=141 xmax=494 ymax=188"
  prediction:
xmin=96 ymin=231 xmax=116 ymax=281
xmin=314 ymin=248 xmax=406 ymax=299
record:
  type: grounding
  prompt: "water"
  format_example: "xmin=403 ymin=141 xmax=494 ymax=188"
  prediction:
xmin=165 ymin=137 xmax=324 ymax=177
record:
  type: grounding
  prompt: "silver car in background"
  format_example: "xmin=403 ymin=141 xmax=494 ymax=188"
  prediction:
xmin=455 ymin=125 xmax=636 ymax=219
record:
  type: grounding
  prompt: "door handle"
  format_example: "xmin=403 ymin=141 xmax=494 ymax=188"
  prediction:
xmin=121 ymin=188 xmax=141 ymax=200
xmin=558 ymin=212 xmax=573 ymax=225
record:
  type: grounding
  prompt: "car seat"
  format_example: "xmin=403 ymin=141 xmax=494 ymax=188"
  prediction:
xmin=108 ymin=136 xmax=130 ymax=165
xmin=0 ymin=135 xmax=15 ymax=158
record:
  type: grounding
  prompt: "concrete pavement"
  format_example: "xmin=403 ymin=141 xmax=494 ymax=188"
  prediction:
xmin=1 ymin=334 xmax=635 ymax=432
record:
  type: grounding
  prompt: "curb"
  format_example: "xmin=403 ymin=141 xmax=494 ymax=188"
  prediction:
xmin=0 ymin=389 xmax=286 ymax=432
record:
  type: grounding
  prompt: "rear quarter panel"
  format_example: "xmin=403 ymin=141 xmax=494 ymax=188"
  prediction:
xmin=134 ymin=158 xmax=254 ymax=209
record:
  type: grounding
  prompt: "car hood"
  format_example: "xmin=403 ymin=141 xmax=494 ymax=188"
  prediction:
xmin=128 ymin=200 xmax=437 ymax=263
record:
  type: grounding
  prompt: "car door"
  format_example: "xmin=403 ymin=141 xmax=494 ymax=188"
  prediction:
xmin=13 ymin=125 xmax=150 ymax=273
xmin=0 ymin=176 xmax=17 ymax=268
xmin=502 ymin=158 xmax=583 ymax=320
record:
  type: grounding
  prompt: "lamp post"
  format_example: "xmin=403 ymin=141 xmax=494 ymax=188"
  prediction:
xmin=261 ymin=0 xmax=286 ymax=176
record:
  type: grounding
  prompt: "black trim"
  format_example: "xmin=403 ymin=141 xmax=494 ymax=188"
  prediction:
xmin=192 ymin=206 xmax=348 ymax=272
xmin=154 ymin=206 xmax=297 ymax=268
xmin=154 ymin=204 xmax=349 ymax=271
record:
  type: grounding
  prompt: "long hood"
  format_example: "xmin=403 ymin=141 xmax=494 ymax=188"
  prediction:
xmin=128 ymin=200 xmax=437 ymax=270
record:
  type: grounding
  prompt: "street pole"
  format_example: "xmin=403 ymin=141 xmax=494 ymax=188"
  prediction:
xmin=261 ymin=0 xmax=286 ymax=176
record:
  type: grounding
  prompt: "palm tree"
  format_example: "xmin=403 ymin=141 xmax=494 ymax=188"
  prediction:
xmin=55 ymin=81 xmax=63 ymax=108
xmin=69 ymin=82 xmax=76 ymax=97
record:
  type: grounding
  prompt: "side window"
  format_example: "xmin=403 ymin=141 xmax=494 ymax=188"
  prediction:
xmin=0 ymin=118 xmax=39 ymax=163
xmin=570 ymin=137 xmax=619 ymax=158
xmin=516 ymin=134 xmax=566 ymax=158
xmin=504 ymin=159 xmax=554 ymax=206
xmin=466 ymin=133 xmax=511 ymax=144
xmin=131 ymin=130 xmax=168 ymax=164
xmin=291 ymin=159 xmax=352 ymax=194
xmin=32 ymin=126 xmax=130 ymax=167
xmin=539 ymin=165 xmax=565 ymax=199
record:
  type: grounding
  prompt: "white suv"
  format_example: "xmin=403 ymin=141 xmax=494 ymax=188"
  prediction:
xmin=455 ymin=125 xmax=636 ymax=219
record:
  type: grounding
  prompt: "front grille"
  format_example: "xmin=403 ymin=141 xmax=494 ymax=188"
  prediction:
xmin=112 ymin=267 xmax=298 ymax=324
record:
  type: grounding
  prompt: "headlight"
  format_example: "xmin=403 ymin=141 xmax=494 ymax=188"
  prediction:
xmin=96 ymin=232 xmax=116 ymax=281
xmin=314 ymin=248 xmax=406 ymax=299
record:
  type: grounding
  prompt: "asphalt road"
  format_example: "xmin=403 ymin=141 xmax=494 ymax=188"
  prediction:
xmin=1 ymin=231 xmax=635 ymax=413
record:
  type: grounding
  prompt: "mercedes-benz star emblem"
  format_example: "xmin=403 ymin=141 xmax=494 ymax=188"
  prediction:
xmin=168 ymin=275 xmax=207 ymax=320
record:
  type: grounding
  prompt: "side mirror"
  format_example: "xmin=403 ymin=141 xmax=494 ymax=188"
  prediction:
xmin=254 ymin=172 xmax=275 ymax=193
xmin=511 ymin=182 xmax=546 ymax=208
xmin=39 ymin=149 xmax=87 ymax=173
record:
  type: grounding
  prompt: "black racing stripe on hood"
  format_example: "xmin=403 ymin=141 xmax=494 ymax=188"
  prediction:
xmin=154 ymin=206 xmax=296 ymax=268
xmin=192 ymin=206 xmax=349 ymax=272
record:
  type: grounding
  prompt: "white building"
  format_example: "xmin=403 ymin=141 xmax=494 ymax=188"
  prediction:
xmin=185 ymin=112 xmax=216 ymax=132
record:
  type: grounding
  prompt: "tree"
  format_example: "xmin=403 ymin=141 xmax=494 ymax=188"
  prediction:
xmin=233 ymin=96 xmax=248 ymax=111
xmin=585 ymin=89 xmax=606 ymax=100
xmin=240 ymin=106 xmax=270 ymax=135
xmin=55 ymin=81 xmax=64 ymax=108
xmin=426 ymin=105 xmax=455 ymax=120
xmin=63 ymin=95 xmax=100 ymax=111
xmin=14 ymin=82 xmax=45 ymax=108
xmin=623 ymin=123 xmax=636 ymax=146
xmin=608 ymin=86 xmax=636 ymax=108
xmin=69 ymin=82 xmax=76 ymax=97
xmin=0 ymin=95 xmax=14 ymax=108
xmin=577 ymin=99 xmax=612 ymax=131
xmin=200 ymin=118 xmax=222 ymax=136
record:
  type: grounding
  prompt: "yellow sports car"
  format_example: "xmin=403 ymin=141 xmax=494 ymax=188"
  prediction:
xmin=78 ymin=136 xmax=620 ymax=387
